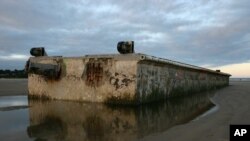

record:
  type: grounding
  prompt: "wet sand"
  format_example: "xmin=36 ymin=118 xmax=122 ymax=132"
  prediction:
xmin=0 ymin=79 xmax=249 ymax=141
xmin=0 ymin=79 xmax=28 ymax=96
xmin=140 ymin=81 xmax=250 ymax=141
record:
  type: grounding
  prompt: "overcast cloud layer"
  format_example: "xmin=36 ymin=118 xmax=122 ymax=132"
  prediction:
xmin=0 ymin=0 xmax=250 ymax=69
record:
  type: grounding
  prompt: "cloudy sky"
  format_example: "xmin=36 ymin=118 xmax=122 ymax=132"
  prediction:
xmin=0 ymin=0 xmax=249 ymax=77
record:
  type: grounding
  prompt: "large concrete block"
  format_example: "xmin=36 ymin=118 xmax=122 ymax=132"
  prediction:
xmin=27 ymin=53 xmax=230 ymax=104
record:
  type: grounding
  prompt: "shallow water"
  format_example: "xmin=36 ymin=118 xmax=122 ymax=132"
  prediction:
xmin=0 ymin=96 xmax=28 ymax=108
xmin=0 ymin=92 xmax=215 ymax=141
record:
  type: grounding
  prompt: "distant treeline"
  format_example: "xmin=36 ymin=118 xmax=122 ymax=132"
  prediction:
xmin=230 ymin=78 xmax=250 ymax=81
xmin=0 ymin=69 xmax=28 ymax=78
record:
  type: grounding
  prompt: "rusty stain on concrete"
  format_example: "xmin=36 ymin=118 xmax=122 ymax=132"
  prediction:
xmin=85 ymin=62 xmax=103 ymax=87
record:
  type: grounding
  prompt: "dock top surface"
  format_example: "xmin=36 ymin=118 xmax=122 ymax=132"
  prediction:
xmin=29 ymin=53 xmax=231 ymax=76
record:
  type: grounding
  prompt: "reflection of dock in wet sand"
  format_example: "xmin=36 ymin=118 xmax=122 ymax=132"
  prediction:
xmin=27 ymin=92 xmax=214 ymax=141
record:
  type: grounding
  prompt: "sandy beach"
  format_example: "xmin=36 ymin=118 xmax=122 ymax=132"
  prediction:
xmin=140 ymin=81 xmax=250 ymax=141
xmin=0 ymin=79 xmax=28 ymax=96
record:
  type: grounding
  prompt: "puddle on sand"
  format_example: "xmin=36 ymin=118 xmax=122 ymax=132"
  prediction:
xmin=0 ymin=92 xmax=216 ymax=141
xmin=0 ymin=96 xmax=30 ymax=141
xmin=0 ymin=96 xmax=28 ymax=111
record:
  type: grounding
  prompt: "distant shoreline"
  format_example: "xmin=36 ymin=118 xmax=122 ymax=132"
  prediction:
xmin=0 ymin=78 xmax=28 ymax=80
xmin=230 ymin=78 xmax=250 ymax=82
xmin=0 ymin=69 xmax=27 ymax=78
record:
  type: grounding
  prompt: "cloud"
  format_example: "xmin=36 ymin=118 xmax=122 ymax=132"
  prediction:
xmin=0 ymin=0 xmax=249 ymax=76
xmin=0 ymin=54 xmax=29 ymax=61
xmin=211 ymin=62 xmax=250 ymax=78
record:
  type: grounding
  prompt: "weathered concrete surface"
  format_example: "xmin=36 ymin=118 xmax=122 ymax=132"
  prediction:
xmin=28 ymin=55 xmax=138 ymax=104
xmin=27 ymin=54 xmax=230 ymax=104
xmin=136 ymin=60 xmax=229 ymax=103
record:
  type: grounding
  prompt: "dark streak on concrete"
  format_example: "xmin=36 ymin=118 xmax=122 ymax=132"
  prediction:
xmin=85 ymin=62 xmax=103 ymax=87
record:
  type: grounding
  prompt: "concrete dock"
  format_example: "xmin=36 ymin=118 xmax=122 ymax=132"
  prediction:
xmin=27 ymin=53 xmax=230 ymax=104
